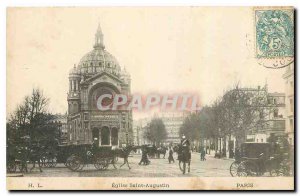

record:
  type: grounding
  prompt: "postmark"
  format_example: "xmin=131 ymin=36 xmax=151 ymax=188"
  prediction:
xmin=255 ymin=9 xmax=294 ymax=58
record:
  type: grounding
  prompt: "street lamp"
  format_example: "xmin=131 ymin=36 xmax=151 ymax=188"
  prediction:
xmin=218 ymin=128 xmax=222 ymax=154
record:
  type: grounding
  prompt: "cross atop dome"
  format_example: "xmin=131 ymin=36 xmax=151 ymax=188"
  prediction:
xmin=94 ymin=23 xmax=105 ymax=49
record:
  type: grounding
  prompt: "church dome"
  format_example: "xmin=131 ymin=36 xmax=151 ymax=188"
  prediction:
xmin=77 ymin=48 xmax=121 ymax=76
xmin=75 ymin=24 xmax=121 ymax=77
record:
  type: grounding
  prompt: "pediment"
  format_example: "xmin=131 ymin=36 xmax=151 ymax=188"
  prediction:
xmin=81 ymin=71 xmax=124 ymax=86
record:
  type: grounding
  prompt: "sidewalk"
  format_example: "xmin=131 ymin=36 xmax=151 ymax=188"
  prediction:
xmin=205 ymin=152 xmax=235 ymax=161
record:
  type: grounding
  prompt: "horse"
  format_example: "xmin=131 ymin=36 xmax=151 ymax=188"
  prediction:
xmin=174 ymin=144 xmax=191 ymax=174
xmin=112 ymin=145 xmax=137 ymax=169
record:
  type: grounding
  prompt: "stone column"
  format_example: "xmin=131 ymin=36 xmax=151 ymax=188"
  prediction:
xmin=109 ymin=127 xmax=112 ymax=146
xmin=99 ymin=127 xmax=101 ymax=146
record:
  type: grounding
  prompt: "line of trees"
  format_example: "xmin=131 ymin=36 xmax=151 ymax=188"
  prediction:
xmin=180 ymin=85 xmax=275 ymax=153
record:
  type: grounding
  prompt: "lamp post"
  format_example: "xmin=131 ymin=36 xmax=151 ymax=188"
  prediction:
xmin=218 ymin=128 xmax=222 ymax=154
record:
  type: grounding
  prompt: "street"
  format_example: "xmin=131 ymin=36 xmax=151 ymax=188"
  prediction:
xmin=22 ymin=153 xmax=233 ymax=177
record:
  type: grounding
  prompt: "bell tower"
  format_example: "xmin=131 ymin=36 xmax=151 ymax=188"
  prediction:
xmin=68 ymin=64 xmax=81 ymax=114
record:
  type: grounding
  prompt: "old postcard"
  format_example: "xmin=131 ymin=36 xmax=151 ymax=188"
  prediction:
xmin=6 ymin=7 xmax=294 ymax=190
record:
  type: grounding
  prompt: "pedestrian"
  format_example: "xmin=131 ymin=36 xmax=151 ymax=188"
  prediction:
xmin=168 ymin=147 xmax=175 ymax=163
xmin=201 ymin=147 xmax=206 ymax=161
xmin=199 ymin=146 xmax=203 ymax=160
xmin=139 ymin=147 xmax=150 ymax=165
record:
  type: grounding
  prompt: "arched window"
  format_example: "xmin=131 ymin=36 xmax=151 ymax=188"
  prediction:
xmin=92 ymin=127 xmax=99 ymax=144
xmin=111 ymin=128 xmax=118 ymax=146
xmin=101 ymin=126 xmax=110 ymax=145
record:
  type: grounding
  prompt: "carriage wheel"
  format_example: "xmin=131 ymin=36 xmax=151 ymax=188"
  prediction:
xmin=68 ymin=155 xmax=84 ymax=171
xmin=94 ymin=157 xmax=109 ymax=171
xmin=237 ymin=161 xmax=258 ymax=177
xmin=230 ymin=161 xmax=240 ymax=177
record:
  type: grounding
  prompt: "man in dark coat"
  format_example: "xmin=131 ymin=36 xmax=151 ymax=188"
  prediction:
xmin=139 ymin=147 xmax=150 ymax=165
xmin=168 ymin=147 xmax=175 ymax=163
xmin=180 ymin=135 xmax=191 ymax=160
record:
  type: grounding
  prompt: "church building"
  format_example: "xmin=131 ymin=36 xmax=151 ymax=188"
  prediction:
xmin=67 ymin=24 xmax=133 ymax=147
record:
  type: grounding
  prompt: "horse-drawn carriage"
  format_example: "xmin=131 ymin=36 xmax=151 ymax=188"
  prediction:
xmin=64 ymin=144 xmax=116 ymax=171
xmin=230 ymin=142 xmax=291 ymax=177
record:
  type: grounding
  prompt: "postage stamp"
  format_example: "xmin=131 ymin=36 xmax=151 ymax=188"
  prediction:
xmin=255 ymin=9 xmax=294 ymax=58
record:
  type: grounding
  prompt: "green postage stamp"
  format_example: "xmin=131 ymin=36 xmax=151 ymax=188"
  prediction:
xmin=255 ymin=9 xmax=294 ymax=58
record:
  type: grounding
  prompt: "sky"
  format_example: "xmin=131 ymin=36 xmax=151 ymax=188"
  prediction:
xmin=7 ymin=7 xmax=287 ymax=119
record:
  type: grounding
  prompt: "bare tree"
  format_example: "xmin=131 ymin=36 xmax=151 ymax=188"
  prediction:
xmin=7 ymin=88 xmax=52 ymax=143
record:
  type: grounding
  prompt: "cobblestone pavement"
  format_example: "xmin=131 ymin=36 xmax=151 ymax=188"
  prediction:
xmin=21 ymin=153 xmax=234 ymax=177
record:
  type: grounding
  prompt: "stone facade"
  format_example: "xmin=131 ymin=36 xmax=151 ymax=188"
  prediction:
xmin=132 ymin=112 xmax=188 ymax=146
xmin=252 ymin=92 xmax=286 ymax=142
xmin=160 ymin=112 xmax=188 ymax=144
